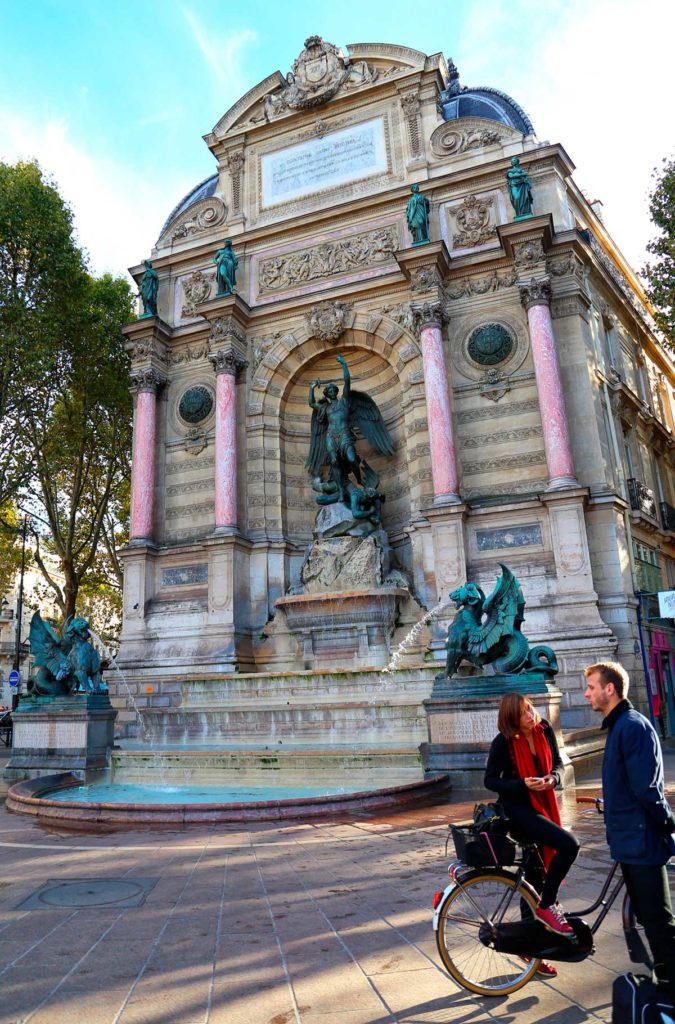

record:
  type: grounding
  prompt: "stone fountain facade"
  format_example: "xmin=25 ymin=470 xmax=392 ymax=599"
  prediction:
xmin=111 ymin=38 xmax=675 ymax=783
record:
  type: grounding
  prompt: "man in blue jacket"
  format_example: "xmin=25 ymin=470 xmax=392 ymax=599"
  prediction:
xmin=584 ymin=661 xmax=675 ymax=995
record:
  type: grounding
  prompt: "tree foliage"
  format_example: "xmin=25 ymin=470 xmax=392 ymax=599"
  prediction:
xmin=0 ymin=161 xmax=134 ymax=627
xmin=643 ymin=157 xmax=675 ymax=344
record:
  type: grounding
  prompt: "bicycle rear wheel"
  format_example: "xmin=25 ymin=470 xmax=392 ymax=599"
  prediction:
xmin=436 ymin=870 xmax=541 ymax=996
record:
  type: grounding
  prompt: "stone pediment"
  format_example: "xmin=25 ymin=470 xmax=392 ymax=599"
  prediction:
xmin=208 ymin=39 xmax=435 ymax=141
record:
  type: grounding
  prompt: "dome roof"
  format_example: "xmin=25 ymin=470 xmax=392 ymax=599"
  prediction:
xmin=158 ymin=173 xmax=218 ymax=239
xmin=439 ymin=60 xmax=534 ymax=135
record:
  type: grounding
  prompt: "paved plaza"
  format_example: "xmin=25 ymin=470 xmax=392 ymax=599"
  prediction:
xmin=0 ymin=753 xmax=673 ymax=1024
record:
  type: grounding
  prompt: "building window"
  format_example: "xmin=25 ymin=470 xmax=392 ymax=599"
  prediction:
xmin=633 ymin=541 xmax=662 ymax=593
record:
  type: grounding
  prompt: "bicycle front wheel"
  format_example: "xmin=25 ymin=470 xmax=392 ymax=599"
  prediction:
xmin=436 ymin=870 xmax=541 ymax=996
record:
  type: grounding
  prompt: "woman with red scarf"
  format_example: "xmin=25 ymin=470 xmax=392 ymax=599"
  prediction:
xmin=484 ymin=693 xmax=580 ymax=946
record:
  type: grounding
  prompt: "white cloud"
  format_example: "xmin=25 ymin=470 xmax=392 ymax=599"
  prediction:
xmin=182 ymin=9 xmax=257 ymax=97
xmin=459 ymin=0 xmax=675 ymax=269
xmin=0 ymin=110 xmax=192 ymax=279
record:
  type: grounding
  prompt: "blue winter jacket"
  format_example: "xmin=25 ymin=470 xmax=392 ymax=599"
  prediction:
xmin=601 ymin=700 xmax=675 ymax=865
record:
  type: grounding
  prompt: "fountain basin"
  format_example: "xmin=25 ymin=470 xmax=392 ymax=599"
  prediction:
xmin=6 ymin=771 xmax=451 ymax=826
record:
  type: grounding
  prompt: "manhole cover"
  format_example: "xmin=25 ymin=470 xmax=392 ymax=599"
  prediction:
xmin=17 ymin=877 xmax=158 ymax=910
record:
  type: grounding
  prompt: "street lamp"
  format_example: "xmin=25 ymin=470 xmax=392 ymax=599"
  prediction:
xmin=13 ymin=516 xmax=29 ymax=677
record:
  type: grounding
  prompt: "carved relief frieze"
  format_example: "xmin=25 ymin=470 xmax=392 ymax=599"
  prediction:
xmin=547 ymin=252 xmax=587 ymax=284
xmin=167 ymin=197 xmax=227 ymax=242
xmin=168 ymin=341 xmax=210 ymax=365
xmin=464 ymin=479 xmax=548 ymax=498
xmin=444 ymin=269 xmax=517 ymax=302
xmin=457 ymin=397 xmax=540 ymax=424
xmin=305 ymin=300 xmax=354 ymax=341
xmin=450 ymin=194 xmax=497 ymax=249
xmin=463 ymin=450 xmax=546 ymax=475
xmin=258 ymin=225 xmax=398 ymax=293
xmin=461 ymin=425 xmax=541 ymax=449
xmin=180 ymin=271 xmax=212 ymax=318
xmin=127 ymin=337 xmax=168 ymax=365
xmin=430 ymin=121 xmax=508 ymax=159
xmin=165 ymin=454 xmax=214 ymax=475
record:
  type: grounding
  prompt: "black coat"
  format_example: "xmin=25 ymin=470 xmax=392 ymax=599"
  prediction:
xmin=484 ymin=720 xmax=563 ymax=809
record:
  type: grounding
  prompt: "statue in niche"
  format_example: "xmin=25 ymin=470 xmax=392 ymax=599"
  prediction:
xmin=406 ymin=183 xmax=431 ymax=245
xmin=139 ymin=259 xmax=158 ymax=318
xmin=438 ymin=564 xmax=558 ymax=681
xmin=506 ymin=156 xmax=534 ymax=220
xmin=214 ymin=239 xmax=238 ymax=296
xmin=27 ymin=611 xmax=106 ymax=698
xmin=306 ymin=354 xmax=394 ymax=515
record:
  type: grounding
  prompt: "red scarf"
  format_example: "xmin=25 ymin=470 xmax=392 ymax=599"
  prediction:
xmin=510 ymin=722 xmax=561 ymax=869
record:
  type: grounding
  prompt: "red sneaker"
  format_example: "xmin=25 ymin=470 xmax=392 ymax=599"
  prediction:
xmin=519 ymin=956 xmax=558 ymax=977
xmin=535 ymin=903 xmax=574 ymax=935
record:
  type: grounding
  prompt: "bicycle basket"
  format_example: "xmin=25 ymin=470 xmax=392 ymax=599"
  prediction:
xmin=450 ymin=823 xmax=517 ymax=867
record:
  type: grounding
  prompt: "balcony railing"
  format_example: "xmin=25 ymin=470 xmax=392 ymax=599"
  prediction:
xmin=627 ymin=478 xmax=658 ymax=520
xmin=660 ymin=501 xmax=675 ymax=533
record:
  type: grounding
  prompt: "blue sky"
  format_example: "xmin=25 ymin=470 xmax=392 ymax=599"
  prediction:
xmin=1 ymin=0 xmax=673 ymax=279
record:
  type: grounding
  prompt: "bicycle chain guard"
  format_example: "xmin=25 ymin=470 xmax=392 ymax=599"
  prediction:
xmin=478 ymin=917 xmax=595 ymax=963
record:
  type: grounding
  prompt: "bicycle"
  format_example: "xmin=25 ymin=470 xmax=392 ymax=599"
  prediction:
xmin=432 ymin=799 xmax=657 ymax=997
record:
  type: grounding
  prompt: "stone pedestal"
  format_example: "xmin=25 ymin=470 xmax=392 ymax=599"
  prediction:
xmin=420 ymin=676 xmax=574 ymax=795
xmin=4 ymin=694 xmax=117 ymax=781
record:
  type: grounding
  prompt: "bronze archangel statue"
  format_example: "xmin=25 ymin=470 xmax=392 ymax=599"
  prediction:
xmin=305 ymin=355 xmax=394 ymax=519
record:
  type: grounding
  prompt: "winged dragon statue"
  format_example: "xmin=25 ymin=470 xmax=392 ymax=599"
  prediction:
xmin=439 ymin=564 xmax=558 ymax=680
xmin=27 ymin=611 xmax=106 ymax=697
xmin=305 ymin=354 xmax=394 ymax=524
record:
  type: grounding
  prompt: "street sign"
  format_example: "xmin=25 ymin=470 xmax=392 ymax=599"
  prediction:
xmin=8 ymin=670 xmax=20 ymax=687
xmin=658 ymin=590 xmax=675 ymax=618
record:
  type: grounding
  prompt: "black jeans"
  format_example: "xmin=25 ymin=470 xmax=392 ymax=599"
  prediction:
xmin=506 ymin=804 xmax=580 ymax=908
xmin=621 ymin=861 xmax=675 ymax=995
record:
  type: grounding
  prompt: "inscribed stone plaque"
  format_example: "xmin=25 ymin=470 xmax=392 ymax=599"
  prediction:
xmin=476 ymin=524 xmax=542 ymax=552
xmin=162 ymin=565 xmax=208 ymax=587
xmin=262 ymin=118 xmax=387 ymax=206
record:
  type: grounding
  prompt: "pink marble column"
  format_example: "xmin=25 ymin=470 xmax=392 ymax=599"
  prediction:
xmin=520 ymin=277 xmax=577 ymax=489
xmin=418 ymin=311 xmax=460 ymax=503
xmin=129 ymin=369 xmax=165 ymax=542
xmin=209 ymin=349 xmax=246 ymax=532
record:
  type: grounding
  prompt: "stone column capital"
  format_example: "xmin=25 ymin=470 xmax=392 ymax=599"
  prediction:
xmin=412 ymin=299 xmax=446 ymax=336
xmin=518 ymin=275 xmax=552 ymax=311
xmin=209 ymin=348 xmax=248 ymax=378
xmin=129 ymin=367 xmax=168 ymax=394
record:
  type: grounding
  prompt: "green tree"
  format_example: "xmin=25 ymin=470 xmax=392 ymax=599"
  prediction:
xmin=0 ymin=504 xmax=22 ymax=597
xmin=0 ymin=161 xmax=134 ymax=623
xmin=0 ymin=161 xmax=86 ymax=505
xmin=22 ymin=272 xmax=134 ymax=620
xmin=643 ymin=157 xmax=675 ymax=343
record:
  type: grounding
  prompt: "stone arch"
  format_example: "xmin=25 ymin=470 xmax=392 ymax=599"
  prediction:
xmin=246 ymin=312 xmax=432 ymax=562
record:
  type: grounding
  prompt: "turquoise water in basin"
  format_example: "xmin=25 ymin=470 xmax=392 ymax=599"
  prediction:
xmin=45 ymin=782 xmax=379 ymax=805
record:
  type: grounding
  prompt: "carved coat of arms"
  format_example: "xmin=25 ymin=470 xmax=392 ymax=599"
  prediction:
xmin=305 ymin=301 xmax=353 ymax=342
xmin=453 ymin=195 xmax=495 ymax=249
xmin=265 ymin=37 xmax=377 ymax=118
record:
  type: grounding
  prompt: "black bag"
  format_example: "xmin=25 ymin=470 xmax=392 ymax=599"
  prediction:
xmin=472 ymin=801 xmax=508 ymax=834
xmin=612 ymin=972 xmax=675 ymax=1024
xmin=450 ymin=822 xmax=517 ymax=867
